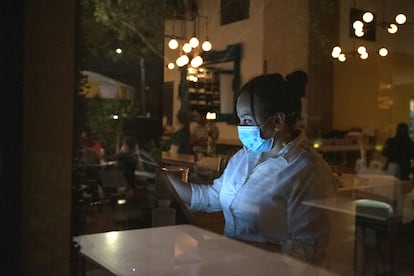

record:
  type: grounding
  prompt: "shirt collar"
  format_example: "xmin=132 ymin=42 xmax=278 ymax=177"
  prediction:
xmin=267 ymin=131 xmax=307 ymax=162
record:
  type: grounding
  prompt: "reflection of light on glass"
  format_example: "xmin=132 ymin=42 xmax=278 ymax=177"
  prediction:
xmin=206 ymin=112 xmax=216 ymax=120
xmin=174 ymin=234 xmax=198 ymax=258
xmin=357 ymin=46 xmax=367 ymax=55
xmin=331 ymin=46 xmax=341 ymax=58
xmin=202 ymin=40 xmax=212 ymax=51
xmin=117 ymin=199 xmax=127 ymax=205
xmin=362 ymin=12 xmax=374 ymax=23
xmin=168 ymin=38 xmax=178 ymax=49
xmin=378 ymin=47 xmax=388 ymax=57
xmin=106 ymin=231 xmax=119 ymax=243
xmin=360 ymin=52 xmax=368 ymax=60
xmin=395 ymin=13 xmax=407 ymax=25
xmin=189 ymin=37 xmax=199 ymax=48
xmin=353 ymin=20 xmax=363 ymax=30
xmin=182 ymin=43 xmax=192 ymax=53
xmin=387 ymin=23 xmax=398 ymax=34
xmin=355 ymin=29 xmax=365 ymax=37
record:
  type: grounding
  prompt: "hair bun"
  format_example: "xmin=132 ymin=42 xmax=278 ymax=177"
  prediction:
xmin=286 ymin=70 xmax=308 ymax=98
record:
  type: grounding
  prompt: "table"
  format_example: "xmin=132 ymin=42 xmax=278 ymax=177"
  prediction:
xmin=74 ymin=224 xmax=334 ymax=275
xmin=161 ymin=152 xmax=195 ymax=166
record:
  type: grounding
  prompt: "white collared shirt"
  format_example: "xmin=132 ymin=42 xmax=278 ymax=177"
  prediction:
xmin=190 ymin=132 xmax=336 ymax=261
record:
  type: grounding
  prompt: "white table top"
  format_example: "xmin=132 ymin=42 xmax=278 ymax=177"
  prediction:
xmin=74 ymin=224 xmax=334 ymax=275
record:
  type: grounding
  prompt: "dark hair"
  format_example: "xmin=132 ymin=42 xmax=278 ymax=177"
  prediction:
xmin=123 ymin=135 xmax=137 ymax=152
xmin=395 ymin=122 xmax=409 ymax=140
xmin=176 ymin=110 xmax=190 ymax=130
xmin=239 ymin=71 xmax=307 ymax=125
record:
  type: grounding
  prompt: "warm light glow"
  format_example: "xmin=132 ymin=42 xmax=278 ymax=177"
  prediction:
xmin=115 ymin=48 xmax=122 ymax=54
xmin=360 ymin=52 xmax=368 ymax=59
xmin=117 ymin=199 xmax=127 ymax=205
xmin=190 ymin=55 xmax=203 ymax=68
xmin=313 ymin=143 xmax=320 ymax=149
xmin=206 ymin=112 xmax=217 ymax=120
xmin=182 ymin=43 xmax=192 ymax=53
xmin=338 ymin=54 xmax=346 ymax=62
xmin=395 ymin=13 xmax=407 ymax=24
xmin=201 ymin=40 xmax=212 ymax=51
xmin=106 ymin=231 xmax=119 ymax=243
xmin=189 ymin=37 xmax=199 ymax=48
xmin=353 ymin=20 xmax=364 ymax=30
xmin=357 ymin=46 xmax=367 ymax=55
xmin=355 ymin=29 xmax=365 ymax=37
xmin=112 ymin=114 xmax=119 ymax=120
xmin=387 ymin=23 xmax=398 ymax=34
xmin=167 ymin=62 xmax=175 ymax=70
xmin=362 ymin=12 xmax=374 ymax=23
xmin=187 ymin=75 xmax=198 ymax=82
xmin=331 ymin=46 xmax=341 ymax=58
xmin=176 ymin=55 xmax=189 ymax=67
xmin=379 ymin=47 xmax=388 ymax=57
xmin=168 ymin=38 xmax=179 ymax=49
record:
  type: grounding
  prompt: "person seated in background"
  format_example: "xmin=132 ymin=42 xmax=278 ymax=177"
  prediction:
xmin=165 ymin=110 xmax=193 ymax=154
xmin=382 ymin=122 xmax=414 ymax=180
xmin=164 ymin=71 xmax=336 ymax=266
xmin=191 ymin=110 xmax=219 ymax=157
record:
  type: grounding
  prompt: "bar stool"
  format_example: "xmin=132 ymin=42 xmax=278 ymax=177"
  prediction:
xmin=354 ymin=199 xmax=399 ymax=275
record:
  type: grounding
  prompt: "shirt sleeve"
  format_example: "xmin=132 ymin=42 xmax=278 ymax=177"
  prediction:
xmin=282 ymin=160 xmax=336 ymax=263
xmin=189 ymin=175 xmax=224 ymax=212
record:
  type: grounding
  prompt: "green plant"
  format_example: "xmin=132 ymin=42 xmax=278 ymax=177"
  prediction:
xmin=83 ymin=98 xmax=139 ymax=153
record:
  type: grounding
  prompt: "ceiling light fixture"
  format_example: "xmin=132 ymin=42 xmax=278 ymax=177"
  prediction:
xmin=165 ymin=15 xmax=212 ymax=70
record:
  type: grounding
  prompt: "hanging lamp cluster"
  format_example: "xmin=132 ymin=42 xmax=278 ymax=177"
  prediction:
xmin=166 ymin=15 xmax=212 ymax=70
xmin=332 ymin=6 xmax=408 ymax=62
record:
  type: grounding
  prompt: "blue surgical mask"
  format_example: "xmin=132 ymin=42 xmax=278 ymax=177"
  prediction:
xmin=237 ymin=125 xmax=274 ymax=152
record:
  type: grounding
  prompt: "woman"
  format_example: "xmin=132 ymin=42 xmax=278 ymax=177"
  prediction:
xmin=165 ymin=72 xmax=336 ymax=264
xmin=382 ymin=122 xmax=414 ymax=180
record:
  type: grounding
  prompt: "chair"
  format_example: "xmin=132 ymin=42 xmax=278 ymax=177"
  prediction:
xmin=161 ymin=166 xmax=224 ymax=234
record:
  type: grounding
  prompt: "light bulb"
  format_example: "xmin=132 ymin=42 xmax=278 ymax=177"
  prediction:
xmin=176 ymin=55 xmax=189 ymax=67
xmin=338 ymin=54 xmax=346 ymax=62
xmin=362 ymin=12 xmax=374 ymax=23
xmin=379 ymin=47 xmax=388 ymax=57
xmin=353 ymin=20 xmax=364 ymax=30
xmin=395 ymin=13 xmax=407 ymax=24
xmin=355 ymin=29 xmax=365 ymax=37
xmin=190 ymin=56 xmax=203 ymax=68
xmin=201 ymin=40 xmax=212 ymax=51
xmin=115 ymin=48 xmax=123 ymax=54
xmin=331 ymin=46 xmax=341 ymax=58
xmin=182 ymin=43 xmax=192 ymax=53
xmin=189 ymin=37 xmax=199 ymax=48
xmin=388 ymin=23 xmax=398 ymax=34
xmin=357 ymin=46 xmax=367 ymax=55
xmin=167 ymin=62 xmax=175 ymax=70
xmin=168 ymin=38 xmax=179 ymax=50
xmin=360 ymin=52 xmax=368 ymax=60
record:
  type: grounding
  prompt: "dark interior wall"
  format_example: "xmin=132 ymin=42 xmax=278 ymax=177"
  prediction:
xmin=21 ymin=0 xmax=76 ymax=275
xmin=1 ymin=1 xmax=24 ymax=274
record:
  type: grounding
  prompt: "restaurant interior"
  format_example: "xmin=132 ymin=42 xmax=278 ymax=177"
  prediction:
xmin=4 ymin=0 xmax=414 ymax=275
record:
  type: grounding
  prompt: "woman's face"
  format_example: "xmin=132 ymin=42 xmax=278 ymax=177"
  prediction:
xmin=236 ymin=92 xmax=276 ymax=139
